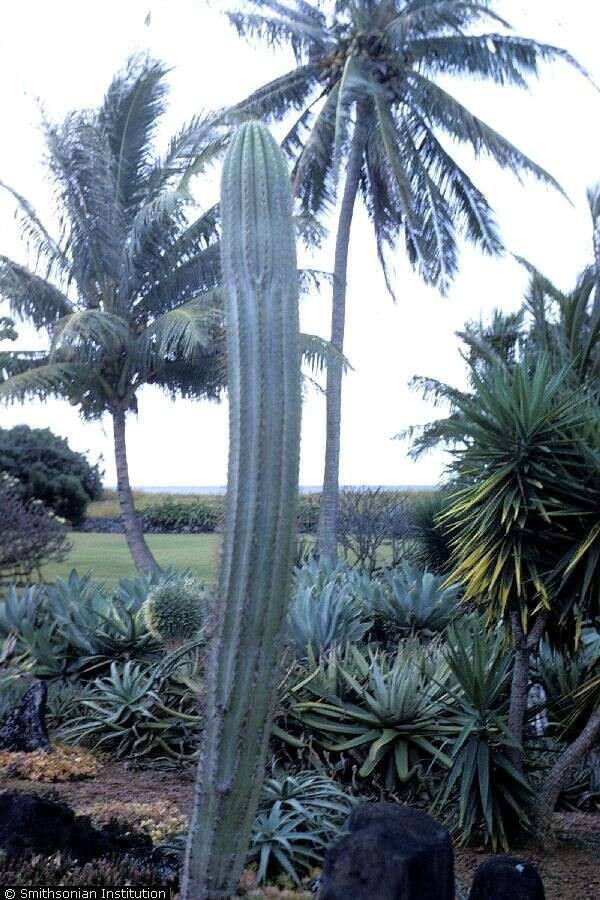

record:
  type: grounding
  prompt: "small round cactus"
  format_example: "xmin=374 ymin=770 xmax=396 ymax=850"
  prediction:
xmin=143 ymin=571 xmax=210 ymax=643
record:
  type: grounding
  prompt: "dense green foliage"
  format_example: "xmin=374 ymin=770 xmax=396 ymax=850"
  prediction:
xmin=439 ymin=618 xmax=533 ymax=850
xmin=141 ymin=499 xmax=220 ymax=534
xmin=0 ymin=425 xmax=102 ymax=525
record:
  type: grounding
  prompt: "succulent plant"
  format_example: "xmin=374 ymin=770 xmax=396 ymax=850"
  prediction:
xmin=377 ymin=564 xmax=460 ymax=635
xmin=182 ymin=121 xmax=301 ymax=899
xmin=143 ymin=571 xmax=210 ymax=643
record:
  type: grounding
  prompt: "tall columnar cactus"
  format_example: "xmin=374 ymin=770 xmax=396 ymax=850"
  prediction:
xmin=181 ymin=122 xmax=301 ymax=899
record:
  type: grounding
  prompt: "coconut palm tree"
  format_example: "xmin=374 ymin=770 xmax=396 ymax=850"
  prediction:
xmin=225 ymin=0 xmax=585 ymax=559
xmin=0 ymin=56 xmax=227 ymax=574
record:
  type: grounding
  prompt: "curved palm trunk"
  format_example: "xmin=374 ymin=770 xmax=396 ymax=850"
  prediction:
xmin=316 ymin=107 xmax=367 ymax=561
xmin=537 ymin=704 xmax=600 ymax=843
xmin=112 ymin=406 xmax=160 ymax=575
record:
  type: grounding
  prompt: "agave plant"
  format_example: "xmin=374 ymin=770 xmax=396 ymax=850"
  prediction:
xmin=292 ymin=642 xmax=454 ymax=790
xmin=438 ymin=617 xmax=533 ymax=850
xmin=535 ymin=641 xmax=600 ymax=740
xmin=376 ymin=565 xmax=459 ymax=636
xmin=0 ymin=584 xmax=44 ymax=640
xmin=61 ymin=659 xmax=201 ymax=763
xmin=16 ymin=570 xmax=161 ymax=679
xmin=286 ymin=580 xmax=372 ymax=659
xmin=250 ymin=770 xmax=354 ymax=884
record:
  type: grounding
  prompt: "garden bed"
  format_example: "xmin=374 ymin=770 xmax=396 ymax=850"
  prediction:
xmin=2 ymin=760 xmax=600 ymax=900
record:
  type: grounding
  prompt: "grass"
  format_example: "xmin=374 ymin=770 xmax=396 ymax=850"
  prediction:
xmin=40 ymin=532 xmax=220 ymax=589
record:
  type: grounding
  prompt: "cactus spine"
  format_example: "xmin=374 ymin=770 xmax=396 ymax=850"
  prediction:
xmin=181 ymin=122 xmax=301 ymax=899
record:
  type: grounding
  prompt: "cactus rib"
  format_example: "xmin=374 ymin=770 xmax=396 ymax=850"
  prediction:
xmin=181 ymin=122 xmax=301 ymax=899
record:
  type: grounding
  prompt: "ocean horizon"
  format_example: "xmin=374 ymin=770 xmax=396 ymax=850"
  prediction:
xmin=108 ymin=484 xmax=436 ymax=495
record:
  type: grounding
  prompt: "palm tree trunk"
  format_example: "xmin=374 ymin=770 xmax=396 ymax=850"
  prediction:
xmin=537 ymin=703 xmax=600 ymax=843
xmin=111 ymin=406 xmax=160 ymax=575
xmin=508 ymin=611 xmax=547 ymax=772
xmin=316 ymin=106 xmax=367 ymax=561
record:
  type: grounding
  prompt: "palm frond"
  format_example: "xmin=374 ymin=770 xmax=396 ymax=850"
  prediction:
xmin=136 ymin=290 xmax=223 ymax=371
xmin=410 ymin=34 xmax=591 ymax=87
xmin=227 ymin=65 xmax=321 ymax=123
xmin=50 ymin=310 xmax=131 ymax=361
xmin=300 ymin=332 xmax=351 ymax=375
xmin=0 ymin=181 xmax=71 ymax=284
xmin=405 ymin=72 xmax=565 ymax=195
xmin=97 ymin=54 xmax=169 ymax=214
xmin=0 ymin=257 xmax=73 ymax=329
xmin=0 ymin=361 xmax=94 ymax=405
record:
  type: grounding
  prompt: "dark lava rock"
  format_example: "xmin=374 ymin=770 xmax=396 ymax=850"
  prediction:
xmin=319 ymin=802 xmax=454 ymax=900
xmin=0 ymin=792 xmax=151 ymax=863
xmin=0 ymin=681 xmax=51 ymax=753
xmin=469 ymin=856 xmax=545 ymax=899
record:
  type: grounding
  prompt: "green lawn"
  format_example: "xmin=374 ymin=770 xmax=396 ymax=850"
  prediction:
xmin=40 ymin=532 xmax=220 ymax=589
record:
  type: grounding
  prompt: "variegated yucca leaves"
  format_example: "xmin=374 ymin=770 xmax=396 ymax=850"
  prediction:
xmin=439 ymin=358 xmax=594 ymax=627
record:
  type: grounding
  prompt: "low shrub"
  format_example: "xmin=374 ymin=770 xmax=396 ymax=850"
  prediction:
xmin=0 ymin=474 xmax=71 ymax=584
xmin=338 ymin=487 xmax=411 ymax=572
xmin=0 ymin=425 xmax=103 ymax=526
xmin=141 ymin=498 xmax=220 ymax=533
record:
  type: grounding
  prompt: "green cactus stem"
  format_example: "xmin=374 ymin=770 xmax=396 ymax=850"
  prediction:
xmin=181 ymin=122 xmax=301 ymax=899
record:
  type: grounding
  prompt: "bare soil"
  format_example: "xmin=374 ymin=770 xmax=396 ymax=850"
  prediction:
xmin=2 ymin=760 xmax=600 ymax=899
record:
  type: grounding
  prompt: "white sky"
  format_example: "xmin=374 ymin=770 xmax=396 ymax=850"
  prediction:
xmin=0 ymin=1 xmax=599 ymax=489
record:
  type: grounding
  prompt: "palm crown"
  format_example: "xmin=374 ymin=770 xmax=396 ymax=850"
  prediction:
xmin=0 ymin=55 xmax=226 ymax=419
xmin=229 ymin=0 xmax=582 ymax=293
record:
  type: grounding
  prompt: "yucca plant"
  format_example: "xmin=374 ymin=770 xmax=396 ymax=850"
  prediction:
xmin=224 ymin=0 xmax=584 ymax=560
xmin=409 ymin=491 xmax=454 ymax=574
xmin=436 ymin=357 xmax=588 ymax=769
xmin=292 ymin=642 xmax=455 ymax=790
xmin=438 ymin=617 xmax=533 ymax=850
xmin=377 ymin=564 xmax=459 ymax=636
